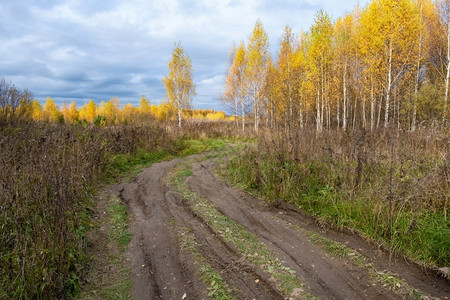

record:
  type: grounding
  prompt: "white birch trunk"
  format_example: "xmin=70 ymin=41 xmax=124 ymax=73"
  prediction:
xmin=412 ymin=5 xmax=423 ymax=132
xmin=370 ymin=79 xmax=375 ymax=131
xmin=385 ymin=43 xmax=393 ymax=128
xmin=444 ymin=19 xmax=450 ymax=122
xmin=343 ymin=62 xmax=347 ymax=131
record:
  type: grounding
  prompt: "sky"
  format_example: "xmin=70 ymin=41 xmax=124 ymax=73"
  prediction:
xmin=0 ymin=0 xmax=364 ymax=112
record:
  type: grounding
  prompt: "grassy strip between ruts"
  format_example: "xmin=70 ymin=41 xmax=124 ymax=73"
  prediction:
xmin=288 ymin=224 xmax=430 ymax=300
xmin=78 ymin=195 xmax=133 ymax=300
xmin=167 ymin=159 xmax=316 ymax=300
xmin=178 ymin=227 xmax=236 ymax=300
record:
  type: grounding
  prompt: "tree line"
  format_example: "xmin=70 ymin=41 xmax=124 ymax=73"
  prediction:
xmin=30 ymin=97 xmax=229 ymax=125
xmin=223 ymin=0 xmax=450 ymax=132
xmin=0 ymin=80 xmax=230 ymax=126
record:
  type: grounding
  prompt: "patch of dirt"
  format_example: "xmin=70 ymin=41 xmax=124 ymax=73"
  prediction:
xmin=188 ymin=160 xmax=450 ymax=299
xmin=117 ymin=159 xmax=282 ymax=299
xmin=114 ymin=154 xmax=450 ymax=299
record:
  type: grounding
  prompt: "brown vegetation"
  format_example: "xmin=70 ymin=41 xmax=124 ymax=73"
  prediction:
xmin=0 ymin=119 xmax=238 ymax=299
xmin=227 ymin=126 xmax=449 ymax=267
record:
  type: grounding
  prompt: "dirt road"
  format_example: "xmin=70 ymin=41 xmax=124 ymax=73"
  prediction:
xmin=114 ymin=152 xmax=450 ymax=300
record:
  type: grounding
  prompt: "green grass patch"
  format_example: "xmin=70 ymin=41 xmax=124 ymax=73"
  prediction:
xmin=106 ymin=149 xmax=172 ymax=182
xmin=168 ymin=160 xmax=313 ymax=299
xmin=104 ymin=138 xmax=232 ymax=183
xmin=107 ymin=196 xmax=132 ymax=250
xmin=177 ymin=138 xmax=228 ymax=157
xmin=179 ymin=228 xmax=235 ymax=300
xmin=96 ymin=278 xmax=133 ymax=300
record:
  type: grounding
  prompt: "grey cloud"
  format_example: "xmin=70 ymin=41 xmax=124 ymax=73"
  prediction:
xmin=0 ymin=0 xmax=361 ymax=112
xmin=257 ymin=0 xmax=320 ymax=12
xmin=0 ymin=61 xmax=52 ymax=77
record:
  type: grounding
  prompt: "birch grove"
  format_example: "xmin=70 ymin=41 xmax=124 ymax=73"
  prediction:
xmin=223 ymin=0 xmax=449 ymax=131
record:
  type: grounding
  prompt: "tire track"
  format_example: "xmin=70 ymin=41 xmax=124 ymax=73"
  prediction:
xmin=186 ymin=159 xmax=450 ymax=299
xmin=117 ymin=158 xmax=284 ymax=300
xmin=114 ymin=153 xmax=450 ymax=300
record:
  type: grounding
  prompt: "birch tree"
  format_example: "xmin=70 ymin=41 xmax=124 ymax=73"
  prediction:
xmin=334 ymin=14 xmax=355 ymax=131
xmin=163 ymin=43 xmax=196 ymax=128
xmin=308 ymin=10 xmax=334 ymax=132
xmin=436 ymin=0 xmax=450 ymax=121
xmin=223 ymin=42 xmax=248 ymax=131
xmin=275 ymin=26 xmax=296 ymax=129
xmin=246 ymin=20 xmax=270 ymax=131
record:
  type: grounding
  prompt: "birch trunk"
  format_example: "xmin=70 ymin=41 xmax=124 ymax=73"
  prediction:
xmin=241 ymin=100 xmax=245 ymax=133
xmin=363 ymin=94 xmax=366 ymax=129
xmin=316 ymin=84 xmax=321 ymax=132
xmin=320 ymin=62 xmax=325 ymax=131
xmin=234 ymin=99 xmax=239 ymax=129
xmin=370 ymin=79 xmax=375 ymax=131
xmin=412 ymin=5 xmax=423 ymax=132
xmin=343 ymin=62 xmax=347 ymax=131
xmin=444 ymin=19 xmax=450 ymax=122
xmin=299 ymin=92 xmax=304 ymax=129
xmin=385 ymin=42 xmax=393 ymax=128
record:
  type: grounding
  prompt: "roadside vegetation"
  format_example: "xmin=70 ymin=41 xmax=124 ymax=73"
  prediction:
xmin=224 ymin=128 xmax=449 ymax=268
xmin=78 ymin=194 xmax=133 ymax=300
xmin=0 ymin=113 xmax=237 ymax=299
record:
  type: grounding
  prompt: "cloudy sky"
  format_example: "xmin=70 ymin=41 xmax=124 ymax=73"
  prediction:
xmin=0 ymin=0 xmax=364 ymax=111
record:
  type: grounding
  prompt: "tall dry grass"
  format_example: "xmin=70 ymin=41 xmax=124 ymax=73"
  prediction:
xmin=0 ymin=122 xmax=176 ymax=298
xmin=226 ymin=126 xmax=449 ymax=266
xmin=0 ymin=119 xmax=240 ymax=299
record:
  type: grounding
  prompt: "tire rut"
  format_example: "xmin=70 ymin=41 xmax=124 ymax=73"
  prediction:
xmin=119 ymin=159 xmax=199 ymax=300
xmin=186 ymin=159 xmax=450 ymax=300
xmin=116 ymin=158 xmax=284 ymax=300
xmin=113 ymin=154 xmax=449 ymax=300
xmin=165 ymin=190 xmax=284 ymax=300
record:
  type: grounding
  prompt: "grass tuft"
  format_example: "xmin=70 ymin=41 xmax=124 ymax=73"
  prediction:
xmin=178 ymin=227 xmax=235 ymax=300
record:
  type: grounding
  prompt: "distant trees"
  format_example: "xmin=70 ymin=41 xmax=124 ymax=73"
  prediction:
xmin=163 ymin=43 xmax=196 ymax=128
xmin=11 ymin=93 xmax=230 ymax=125
xmin=43 ymin=97 xmax=61 ymax=123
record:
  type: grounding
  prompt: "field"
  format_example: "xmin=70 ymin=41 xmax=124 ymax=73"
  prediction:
xmin=0 ymin=120 xmax=448 ymax=299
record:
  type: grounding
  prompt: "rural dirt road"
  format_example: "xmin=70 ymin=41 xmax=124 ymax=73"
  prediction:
xmin=113 ymin=152 xmax=450 ymax=300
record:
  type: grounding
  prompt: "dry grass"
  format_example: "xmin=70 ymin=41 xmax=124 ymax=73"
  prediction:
xmin=225 ymin=126 xmax=449 ymax=266
xmin=0 ymin=120 xmax=240 ymax=299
